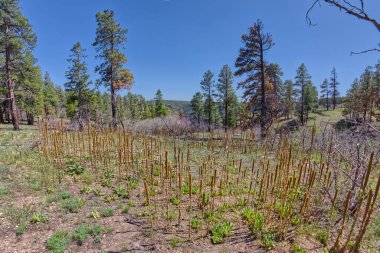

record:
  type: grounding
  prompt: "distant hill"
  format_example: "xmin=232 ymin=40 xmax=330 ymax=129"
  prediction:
xmin=164 ymin=100 xmax=191 ymax=115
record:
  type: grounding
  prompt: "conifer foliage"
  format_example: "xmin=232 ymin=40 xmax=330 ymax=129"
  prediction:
xmin=235 ymin=19 xmax=274 ymax=137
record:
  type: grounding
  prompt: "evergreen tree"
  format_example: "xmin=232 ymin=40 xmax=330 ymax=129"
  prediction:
xmin=55 ymin=85 xmax=66 ymax=118
xmin=0 ymin=0 xmax=36 ymax=129
xmin=329 ymin=68 xmax=340 ymax=110
xmin=320 ymin=78 xmax=329 ymax=110
xmin=190 ymin=92 xmax=203 ymax=124
xmin=359 ymin=67 xmax=374 ymax=121
xmin=154 ymin=89 xmax=168 ymax=117
xmin=265 ymin=63 xmax=284 ymax=99
xmin=344 ymin=78 xmax=361 ymax=119
xmin=216 ymin=65 xmax=238 ymax=129
xmin=200 ymin=70 xmax=215 ymax=131
xmin=93 ymin=10 xmax=134 ymax=126
xmin=14 ymin=51 xmax=43 ymax=125
xmin=294 ymin=64 xmax=312 ymax=125
xmin=304 ymin=82 xmax=318 ymax=122
xmin=283 ymin=80 xmax=295 ymax=119
xmin=42 ymin=72 xmax=59 ymax=119
xmin=64 ymin=42 xmax=93 ymax=125
xmin=235 ymin=20 xmax=274 ymax=137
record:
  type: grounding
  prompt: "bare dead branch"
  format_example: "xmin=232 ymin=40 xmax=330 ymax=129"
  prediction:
xmin=308 ymin=0 xmax=380 ymax=32
xmin=350 ymin=45 xmax=380 ymax=55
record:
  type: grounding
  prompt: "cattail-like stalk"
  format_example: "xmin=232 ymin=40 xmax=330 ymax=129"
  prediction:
xmin=144 ymin=181 xmax=150 ymax=206
xmin=333 ymin=190 xmax=351 ymax=251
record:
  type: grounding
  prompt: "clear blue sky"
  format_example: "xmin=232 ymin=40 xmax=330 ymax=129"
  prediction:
xmin=20 ymin=0 xmax=380 ymax=101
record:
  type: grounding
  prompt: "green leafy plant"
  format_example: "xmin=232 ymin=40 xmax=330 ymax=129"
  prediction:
xmin=99 ymin=207 xmax=114 ymax=217
xmin=171 ymin=196 xmax=181 ymax=206
xmin=292 ymin=245 xmax=307 ymax=253
xmin=73 ymin=225 xmax=89 ymax=245
xmin=241 ymin=208 xmax=264 ymax=238
xmin=91 ymin=210 xmax=100 ymax=219
xmin=15 ymin=223 xmax=28 ymax=235
xmin=169 ymin=236 xmax=183 ymax=247
xmin=210 ymin=221 xmax=233 ymax=244
xmin=61 ymin=198 xmax=85 ymax=213
xmin=80 ymin=185 xmax=91 ymax=194
xmin=30 ymin=213 xmax=47 ymax=223
xmin=46 ymin=231 xmax=70 ymax=253
xmin=114 ymin=185 xmax=128 ymax=198
xmin=317 ymin=231 xmax=329 ymax=246
xmin=190 ymin=217 xmax=202 ymax=230
xmin=261 ymin=232 xmax=276 ymax=249
xmin=67 ymin=164 xmax=85 ymax=176
xmin=122 ymin=206 xmax=130 ymax=214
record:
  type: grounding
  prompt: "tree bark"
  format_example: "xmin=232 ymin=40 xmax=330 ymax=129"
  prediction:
xmin=5 ymin=46 xmax=19 ymax=130
xmin=225 ymin=85 xmax=228 ymax=131
xmin=27 ymin=111 xmax=34 ymax=125
xmin=0 ymin=106 xmax=4 ymax=124
xmin=110 ymin=37 xmax=117 ymax=128
xmin=259 ymin=38 xmax=267 ymax=138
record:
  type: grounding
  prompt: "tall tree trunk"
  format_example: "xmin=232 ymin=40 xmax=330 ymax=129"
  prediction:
xmin=111 ymin=84 xmax=117 ymax=125
xmin=326 ymin=93 xmax=329 ymax=111
xmin=27 ymin=111 xmax=34 ymax=125
xmin=259 ymin=42 xmax=267 ymax=138
xmin=301 ymin=83 xmax=304 ymax=125
xmin=208 ymin=89 xmax=211 ymax=132
xmin=0 ymin=106 xmax=4 ymax=124
xmin=225 ymin=87 xmax=228 ymax=132
xmin=5 ymin=46 xmax=19 ymax=130
xmin=110 ymin=37 xmax=117 ymax=127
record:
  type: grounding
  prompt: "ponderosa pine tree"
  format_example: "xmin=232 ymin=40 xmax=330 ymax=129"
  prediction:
xmin=0 ymin=0 xmax=36 ymax=130
xmin=235 ymin=20 xmax=274 ymax=137
xmin=216 ymin=65 xmax=237 ymax=130
xmin=266 ymin=63 xmax=283 ymax=98
xmin=304 ymin=81 xmax=318 ymax=122
xmin=190 ymin=92 xmax=203 ymax=124
xmin=283 ymin=80 xmax=295 ymax=119
xmin=201 ymin=70 xmax=215 ymax=132
xmin=360 ymin=67 xmax=374 ymax=121
xmin=295 ymin=64 xmax=312 ymax=125
xmin=329 ymin=67 xmax=340 ymax=110
xmin=55 ymin=85 xmax=66 ymax=118
xmin=93 ymin=10 xmax=134 ymax=126
xmin=320 ymin=78 xmax=329 ymax=110
xmin=42 ymin=72 xmax=59 ymax=119
xmin=154 ymin=89 xmax=168 ymax=117
xmin=65 ymin=42 xmax=93 ymax=127
xmin=14 ymin=50 xmax=43 ymax=125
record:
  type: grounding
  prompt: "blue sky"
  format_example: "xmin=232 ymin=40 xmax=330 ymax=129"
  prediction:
xmin=20 ymin=0 xmax=380 ymax=101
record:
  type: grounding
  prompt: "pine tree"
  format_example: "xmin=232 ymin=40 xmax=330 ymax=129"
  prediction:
xmin=294 ymin=64 xmax=312 ymax=125
xmin=190 ymin=92 xmax=203 ymax=124
xmin=65 ymin=42 xmax=93 ymax=126
xmin=55 ymin=85 xmax=66 ymax=118
xmin=0 ymin=0 xmax=36 ymax=130
xmin=216 ymin=65 xmax=237 ymax=130
xmin=154 ymin=89 xmax=168 ymax=117
xmin=329 ymin=68 xmax=340 ymax=110
xmin=93 ymin=10 xmax=134 ymax=126
xmin=344 ymin=78 xmax=361 ymax=119
xmin=304 ymin=82 xmax=318 ymax=123
xmin=200 ymin=70 xmax=215 ymax=132
xmin=320 ymin=78 xmax=329 ymax=110
xmin=266 ymin=63 xmax=284 ymax=99
xmin=235 ymin=20 xmax=274 ymax=137
xmin=283 ymin=80 xmax=295 ymax=119
xmin=42 ymin=72 xmax=59 ymax=119
xmin=359 ymin=67 xmax=373 ymax=121
xmin=14 ymin=51 xmax=43 ymax=125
